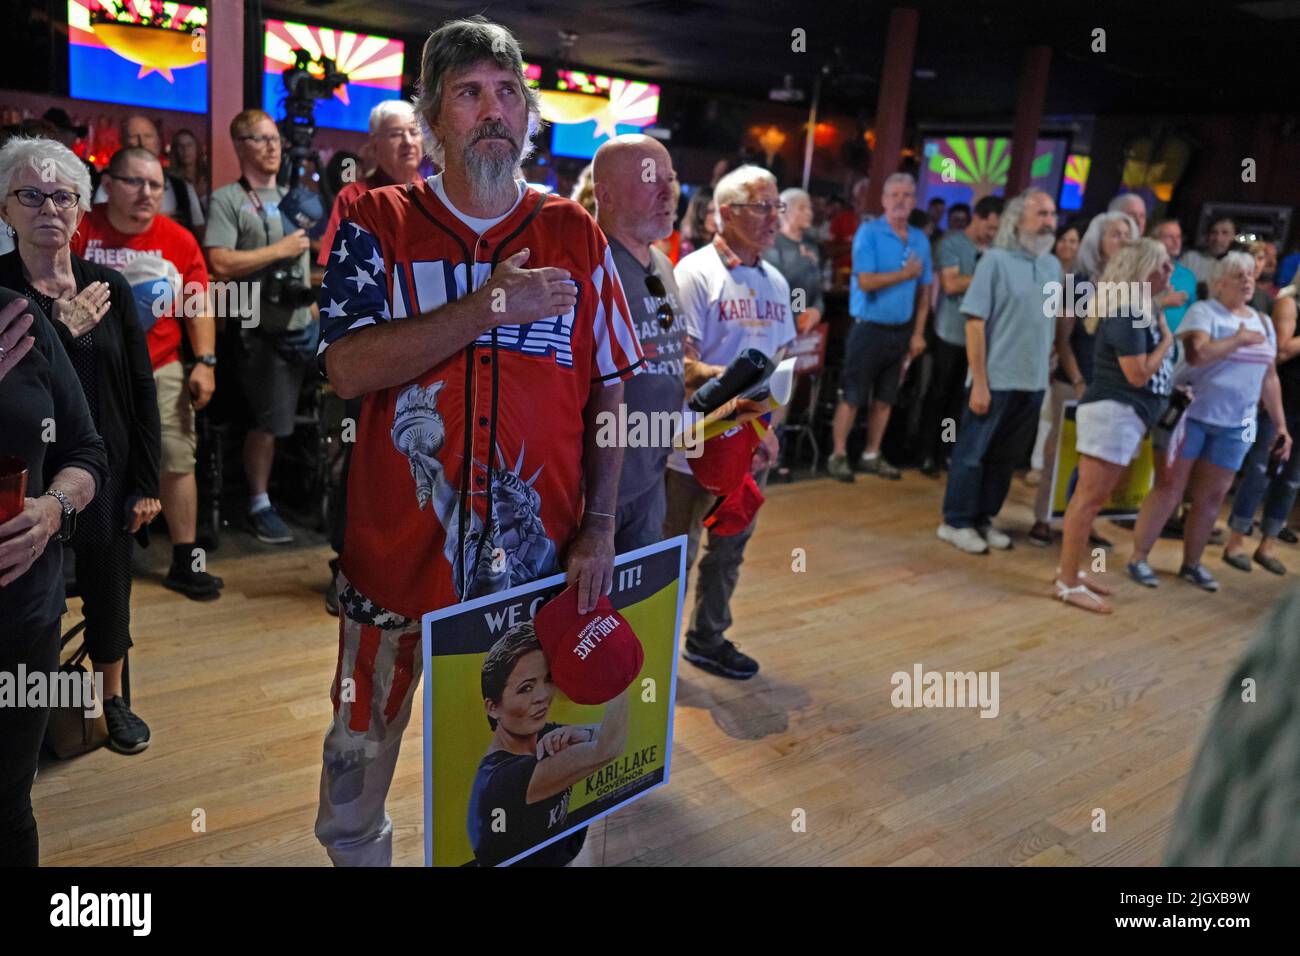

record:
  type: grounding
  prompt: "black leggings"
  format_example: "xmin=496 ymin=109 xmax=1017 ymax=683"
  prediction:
xmin=0 ymin=620 xmax=59 ymax=866
xmin=71 ymin=493 xmax=135 ymax=666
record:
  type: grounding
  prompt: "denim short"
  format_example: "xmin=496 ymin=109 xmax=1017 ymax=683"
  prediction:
xmin=1178 ymin=417 xmax=1253 ymax=471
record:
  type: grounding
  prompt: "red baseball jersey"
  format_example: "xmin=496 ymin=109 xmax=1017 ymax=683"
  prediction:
xmin=319 ymin=179 xmax=644 ymax=621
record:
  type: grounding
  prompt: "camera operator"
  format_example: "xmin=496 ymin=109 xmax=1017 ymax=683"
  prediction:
xmin=205 ymin=110 xmax=317 ymax=545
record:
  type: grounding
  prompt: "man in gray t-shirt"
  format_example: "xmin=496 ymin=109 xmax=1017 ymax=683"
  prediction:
xmin=592 ymin=134 xmax=685 ymax=553
xmin=939 ymin=190 xmax=1060 ymax=553
xmin=204 ymin=109 xmax=315 ymax=545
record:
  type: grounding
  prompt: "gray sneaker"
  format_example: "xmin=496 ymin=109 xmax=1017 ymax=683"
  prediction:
xmin=827 ymin=454 xmax=855 ymax=483
xmin=859 ymin=454 xmax=901 ymax=480
xmin=1126 ymin=559 xmax=1159 ymax=588
xmin=248 ymin=505 xmax=294 ymax=545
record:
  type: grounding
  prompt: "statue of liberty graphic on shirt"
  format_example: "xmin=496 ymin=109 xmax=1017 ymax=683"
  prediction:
xmin=390 ymin=381 xmax=557 ymax=599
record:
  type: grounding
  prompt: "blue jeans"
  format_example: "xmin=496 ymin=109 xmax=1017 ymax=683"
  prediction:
xmin=942 ymin=388 xmax=1044 ymax=529
xmin=1228 ymin=408 xmax=1300 ymax=539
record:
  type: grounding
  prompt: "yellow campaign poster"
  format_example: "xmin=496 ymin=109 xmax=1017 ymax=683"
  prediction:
xmin=421 ymin=537 xmax=686 ymax=866
xmin=1049 ymin=401 xmax=1156 ymax=521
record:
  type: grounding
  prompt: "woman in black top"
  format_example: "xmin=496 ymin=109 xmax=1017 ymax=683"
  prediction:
xmin=0 ymin=135 xmax=161 ymax=754
xmin=468 ymin=622 xmax=629 ymax=866
xmin=0 ymin=289 xmax=108 ymax=865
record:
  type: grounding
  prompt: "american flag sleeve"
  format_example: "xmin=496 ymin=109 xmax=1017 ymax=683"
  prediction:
xmin=589 ymin=238 xmax=646 ymax=385
xmin=317 ymin=218 xmax=393 ymax=360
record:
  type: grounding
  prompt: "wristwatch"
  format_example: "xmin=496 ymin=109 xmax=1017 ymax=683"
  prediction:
xmin=196 ymin=353 xmax=218 ymax=367
xmin=42 ymin=489 xmax=77 ymax=542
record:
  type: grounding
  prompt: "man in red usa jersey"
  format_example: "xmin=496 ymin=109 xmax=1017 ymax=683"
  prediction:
xmin=313 ymin=15 xmax=644 ymax=867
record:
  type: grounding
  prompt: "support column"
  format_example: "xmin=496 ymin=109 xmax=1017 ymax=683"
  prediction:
xmin=207 ymin=0 xmax=245 ymax=191
xmin=865 ymin=7 xmax=919 ymax=215
xmin=1005 ymin=46 xmax=1051 ymax=197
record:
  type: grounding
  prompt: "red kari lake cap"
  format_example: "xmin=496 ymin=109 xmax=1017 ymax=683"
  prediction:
xmin=533 ymin=585 xmax=645 ymax=705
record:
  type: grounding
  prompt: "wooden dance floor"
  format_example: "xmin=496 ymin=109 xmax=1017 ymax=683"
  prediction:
xmin=34 ymin=470 xmax=1296 ymax=866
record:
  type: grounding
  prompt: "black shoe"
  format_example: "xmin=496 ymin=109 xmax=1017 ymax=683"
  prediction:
xmin=103 ymin=696 xmax=151 ymax=754
xmin=683 ymin=638 xmax=759 ymax=680
xmin=1279 ymin=526 xmax=1298 ymax=545
xmin=162 ymin=567 xmax=222 ymax=601
xmin=1159 ymin=516 xmax=1185 ymax=540
xmin=920 ymin=457 xmax=940 ymax=478
xmin=1088 ymin=532 xmax=1113 ymax=550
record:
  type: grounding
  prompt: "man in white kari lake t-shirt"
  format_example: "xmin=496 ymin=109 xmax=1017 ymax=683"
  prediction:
xmin=663 ymin=165 xmax=795 ymax=681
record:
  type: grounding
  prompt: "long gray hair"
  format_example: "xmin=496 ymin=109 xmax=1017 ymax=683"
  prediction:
xmin=1076 ymin=211 xmax=1139 ymax=279
xmin=411 ymin=16 xmax=542 ymax=167
xmin=993 ymin=189 xmax=1051 ymax=251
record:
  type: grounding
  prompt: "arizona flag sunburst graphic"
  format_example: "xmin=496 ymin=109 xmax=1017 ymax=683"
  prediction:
xmin=68 ymin=0 xmax=208 ymax=112
xmin=263 ymin=19 xmax=405 ymax=133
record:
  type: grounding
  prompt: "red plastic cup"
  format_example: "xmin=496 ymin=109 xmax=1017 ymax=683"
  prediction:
xmin=0 ymin=456 xmax=29 ymax=525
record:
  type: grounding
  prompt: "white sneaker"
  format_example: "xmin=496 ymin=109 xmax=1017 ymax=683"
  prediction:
xmin=938 ymin=523 xmax=989 ymax=554
xmin=980 ymin=525 xmax=1013 ymax=550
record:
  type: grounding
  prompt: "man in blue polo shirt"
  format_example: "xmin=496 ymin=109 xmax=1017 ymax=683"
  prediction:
xmin=938 ymin=189 xmax=1060 ymax=554
xmin=828 ymin=172 xmax=932 ymax=481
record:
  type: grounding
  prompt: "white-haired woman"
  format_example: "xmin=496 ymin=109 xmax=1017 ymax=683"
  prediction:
xmin=763 ymin=187 xmax=823 ymax=334
xmin=1127 ymin=252 xmax=1291 ymax=592
xmin=1030 ymin=210 xmax=1136 ymax=546
xmin=0 ymin=136 xmax=161 ymax=753
xmin=1222 ymin=290 xmax=1300 ymax=575
xmin=1053 ymin=239 xmax=1174 ymax=612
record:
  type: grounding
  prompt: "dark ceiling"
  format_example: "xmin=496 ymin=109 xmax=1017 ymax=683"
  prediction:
xmin=261 ymin=0 xmax=1300 ymax=119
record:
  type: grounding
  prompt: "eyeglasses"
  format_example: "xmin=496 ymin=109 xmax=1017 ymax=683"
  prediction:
xmin=8 ymin=188 xmax=80 ymax=210
xmin=728 ymin=200 xmax=786 ymax=216
xmin=238 ymin=135 xmax=280 ymax=146
xmin=644 ymin=275 xmax=676 ymax=332
xmin=105 ymin=173 xmax=164 ymax=193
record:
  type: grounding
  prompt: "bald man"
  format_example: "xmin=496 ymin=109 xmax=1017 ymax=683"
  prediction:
xmin=593 ymin=134 xmax=684 ymax=553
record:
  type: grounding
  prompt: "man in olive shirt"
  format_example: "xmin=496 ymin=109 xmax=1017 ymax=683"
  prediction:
xmin=205 ymin=109 xmax=316 ymax=545
xmin=593 ymin=134 xmax=684 ymax=552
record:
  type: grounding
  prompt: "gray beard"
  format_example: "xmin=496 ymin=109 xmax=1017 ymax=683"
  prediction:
xmin=463 ymin=141 xmax=521 ymax=209
xmin=1022 ymin=232 xmax=1054 ymax=258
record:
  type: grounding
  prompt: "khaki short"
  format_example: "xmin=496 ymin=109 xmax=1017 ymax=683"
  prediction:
xmin=155 ymin=359 xmax=196 ymax=475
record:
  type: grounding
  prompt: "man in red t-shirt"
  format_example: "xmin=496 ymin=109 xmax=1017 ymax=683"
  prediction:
xmin=71 ymin=146 xmax=223 ymax=600
xmin=315 ymin=99 xmax=424 ymax=617
xmin=317 ymin=100 xmax=424 ymax=269
xmin=314 ymin=16 xmax=643 ymax=867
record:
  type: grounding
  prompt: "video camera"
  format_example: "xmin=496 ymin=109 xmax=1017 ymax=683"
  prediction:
xmin=275 ymin=48 xmax=349 ymax=232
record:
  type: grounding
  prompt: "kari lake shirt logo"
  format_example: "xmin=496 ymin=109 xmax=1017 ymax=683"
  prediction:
xmin=717 ymin=294 xmax=788 ymax=324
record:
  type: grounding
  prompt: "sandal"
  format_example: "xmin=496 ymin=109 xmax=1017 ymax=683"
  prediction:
xmin=1055 ymin=568 xmax=1113 ymax=595
xmin=1053 ymin=579 xmax=1113 ymax=614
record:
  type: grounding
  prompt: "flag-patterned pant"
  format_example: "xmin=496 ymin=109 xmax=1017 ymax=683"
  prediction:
xmin=315 ymin=571 xmax=423 ymax=867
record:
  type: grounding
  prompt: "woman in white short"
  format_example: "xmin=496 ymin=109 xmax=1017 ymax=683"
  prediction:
xmin=1054 ymin=239 xmax=1175 ymax=613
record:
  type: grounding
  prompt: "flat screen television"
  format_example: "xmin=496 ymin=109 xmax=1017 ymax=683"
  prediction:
xmin=68 ymin=0 xmax=208 ymax=113
xmin=263 ymin=18 xmax=405 ymax=133
xmin=919 ymin=135 xmax=1070 ymax=214
xmin=524 ymin=63 xmax=661 ymax=161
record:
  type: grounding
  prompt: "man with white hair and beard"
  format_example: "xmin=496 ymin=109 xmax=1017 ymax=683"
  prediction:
xmin=313 ymin=15 xmax=644 ymax=866
xmin=938 ymin=190 xmax=1060 ymax=554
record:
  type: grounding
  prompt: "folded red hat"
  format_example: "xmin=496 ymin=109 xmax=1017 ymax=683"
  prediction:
xmin=702 ymin=471 xmax=765 ymax=536
xmin=532 ymin=585 xmax=644 ymax=705
xmin=689 ymin=420 xmax=762 ymax=496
